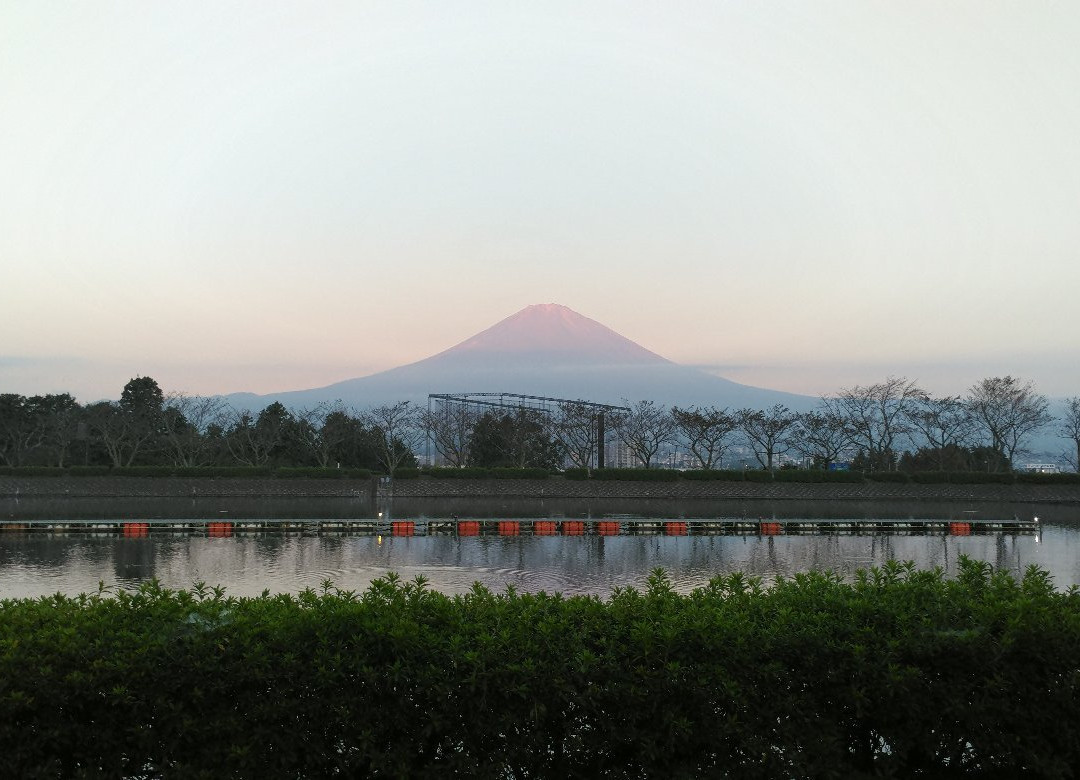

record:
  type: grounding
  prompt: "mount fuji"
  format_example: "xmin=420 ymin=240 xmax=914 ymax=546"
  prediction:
xmin=227 ymin=304 xmax=816 ymax=411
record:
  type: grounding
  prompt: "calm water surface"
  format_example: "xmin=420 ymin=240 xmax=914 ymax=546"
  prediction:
xmin=1 ymin=497 xmax=1077 ymax=598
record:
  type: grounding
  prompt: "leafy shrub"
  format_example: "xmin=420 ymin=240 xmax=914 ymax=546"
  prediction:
xmin=275 ymin=467 xmax=355 ymax=479
xmin=680 ymin=469 xmax=745 ymax=481
xmin=421 ymin=467 xmax=495 ymax=479
xmin=591 ymin=468 xmax=680 ymax=481
xmin=488 ymin=467 xmax=549 ymax=479
xmin=865 ymin=471 xmax=911 ymax=483
xmin=206 ymin=466 xmax=274 ymax=478
xmin=773 ymin=469 xmax=823 ymax=483
xmin=112 ymin=466 xmax=182 ymax=477
xmin=65 ymin=466 xmax=112 ymax=476
xmin=186 ymin=466 xmax=273 ymax=478
xmin=742 ymin=469 xmax=773 ymax=482
xmin=390 ymin=468 xmax=420 ymax=479
xmin=1 ymin=561 xmax=1077 ymax=778
xmin=952 ymin=471 xmax=1016 ymax=484
xmin=821 ymin=470 xmax=866 ymax=483
xmin=909 ymin=471 xmax=951 ymax=484
xmin=1015 ymin=472 xmax=1080 ymax=485
xmin=562 ymin=468 xmax=590 ymax=480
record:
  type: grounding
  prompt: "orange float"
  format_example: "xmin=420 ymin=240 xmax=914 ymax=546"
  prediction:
xmin=457 ymin=520 xmax=481 ymax=536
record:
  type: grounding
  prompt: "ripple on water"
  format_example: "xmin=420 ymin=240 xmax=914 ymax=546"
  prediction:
xmin=0 ymin=529 xmax=1071 ymax=598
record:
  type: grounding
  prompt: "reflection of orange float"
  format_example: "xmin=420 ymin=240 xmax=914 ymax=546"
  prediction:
xmin=561 ymin=521 xmax=586 ymax=536
xmin=759 ymin=522 xmax=782 ymax=536
xmin=533 ymin=521 xmax=557 ymax=536
xmin=123 ymin=522 xmax=150 ymax=537
xmin=664 ymin=521 xmax=688 ymax=536
xmin=949 ymin=522 xmax=972 ymax=536
xmin=208 ymin=522 xmax=233 ymax=538
xmin=497 ymin=521 xmax=520 ymax=536
xmin=391 ymin=521 xmax=415 ymax=537
xmin=597 ymin=521 xmax=621 ymax=536
xmin=457 ymin=520 xmax=480 ymax=536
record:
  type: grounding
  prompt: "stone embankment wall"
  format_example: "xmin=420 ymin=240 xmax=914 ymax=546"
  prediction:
xmin=2 ymin=476 xmax=1079 ymax=505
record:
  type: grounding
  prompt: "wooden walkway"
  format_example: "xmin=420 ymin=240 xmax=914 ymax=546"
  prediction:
xmin=0 ymin=516 xmax=1040 ymax=537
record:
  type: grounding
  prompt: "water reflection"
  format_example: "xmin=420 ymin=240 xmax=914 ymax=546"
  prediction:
xmin=0 ymin=523 xmax=1076 ymax=600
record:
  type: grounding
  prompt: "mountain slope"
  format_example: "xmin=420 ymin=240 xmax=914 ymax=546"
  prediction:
xmin=227 ymin=304 xmax=816 ymax=411
xmin=427 ymin=303 xmax=670 ymax=366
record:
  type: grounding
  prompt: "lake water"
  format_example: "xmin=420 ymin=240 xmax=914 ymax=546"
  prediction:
xmin=1 ymin=497 xmax=1078 ymax=598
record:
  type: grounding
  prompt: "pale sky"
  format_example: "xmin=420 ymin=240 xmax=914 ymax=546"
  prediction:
xmin=2 ymin=2 xmax=1079 ymax=401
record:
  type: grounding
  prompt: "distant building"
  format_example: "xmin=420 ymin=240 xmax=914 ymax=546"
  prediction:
xmin=606 ymin=440 xmax=635 ymax=469
xmin=1021 ymin=463 xmax=1061 ymax=474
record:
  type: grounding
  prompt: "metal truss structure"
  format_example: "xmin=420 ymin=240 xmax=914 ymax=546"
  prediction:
xmin=426 ymin=392 xmax=629 ymax=469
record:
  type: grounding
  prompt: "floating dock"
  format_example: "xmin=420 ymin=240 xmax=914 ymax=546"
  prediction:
xmin=0 ymin=516 xmax=1040 ymax=537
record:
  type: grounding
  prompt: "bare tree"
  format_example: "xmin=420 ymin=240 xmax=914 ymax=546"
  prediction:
xmin=904 ymin=395 xmax=975 ymax=471
xmin=365 ymin=401 xmax=423 ymax=474
xmin=553 ymin=401 xmax=602 ymax=471
xmin=834 ymin=377 xmax=923 ymax=471
xmin=738 ymin=404 xmax=798 ymax=473
xmin=671 ymin=405 xmax=737 ymax=469
xmin=84 ymin=402 xmax=132 ymax=467
xmin=224 ymin=409 xmax=265 ymax=466
xmin=422 ymin=401 xmax=478 ymax=468
xmin=223 ymin=404 xmax=294 ymax=467
xmin=967 ymin=376 xmax=1052 ymax=469
xmin=291 ymin=402 xmax=339 ymax=468
xmin=1059 ymin=397 xmax=1080 ymax=472
xmin=611 ymin=400 xmax=675 ymax=469
xmin=162 ymin=393 xmax=229 ymax=467
xmin=789 ymin=406 xmax=856 ymax=469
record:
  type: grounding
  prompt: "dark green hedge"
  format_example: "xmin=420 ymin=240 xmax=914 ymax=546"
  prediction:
xmin=680 ymin=469 xmax=747 ymax=481
xmin=3 ymin=465 xmax=1077 ymax=486
xmin=822 ymin=469 xmax=867 ymax=482
xmin=417 ymin=467 xmax=550 ymax=480
xmin=0 ymin=466 xmax=370 ymax=479
xmin=274 ymin=467 xmax=372 ymax=479
xmin=1016 ymin=472 xmax=1080 ymax=485
xmin=591 ymin=467 xmax=680 ymax=481
xmin=865 ymin=471 xmax=912 ymax=483
xmin=1 ymin=560 xmax=1077 ymax=778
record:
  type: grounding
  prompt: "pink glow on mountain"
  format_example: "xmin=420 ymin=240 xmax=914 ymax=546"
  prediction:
xmin=432 ymin=303 xmax=670 ymax=365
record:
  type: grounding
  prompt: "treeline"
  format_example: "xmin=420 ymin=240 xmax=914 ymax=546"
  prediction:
xmin=3 ymin=374 xmax=1079 ymax=475
xmin=427 ymin=375 xmax=1080 ymax=474
xmin=2 ymin=560 xmax=1078 ymax=777
xmin=0 ymin=377 xmax=419 ymax=474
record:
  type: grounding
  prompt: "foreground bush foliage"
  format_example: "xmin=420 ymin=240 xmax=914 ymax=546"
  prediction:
xmin=2 ymin=560 xmax=1078 ymax=778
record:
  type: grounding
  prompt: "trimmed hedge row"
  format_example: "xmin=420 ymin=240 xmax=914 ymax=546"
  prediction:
xmin=419 ymin=466 xmax=551 ymax=480
xmin=563 ymin=468 xmax=1080 ymax=484
xmin=2 ymin=465 xmax=1078 ymax=485
xmin=0 ymin=466 xmax=370 ymax=479
xmin=1 ymin=560 xmax=1078 ymax=778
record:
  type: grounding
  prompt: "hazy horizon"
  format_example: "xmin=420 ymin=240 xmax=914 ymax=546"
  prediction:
xmin=3 ymin=4 xmax=1078 ymax=402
